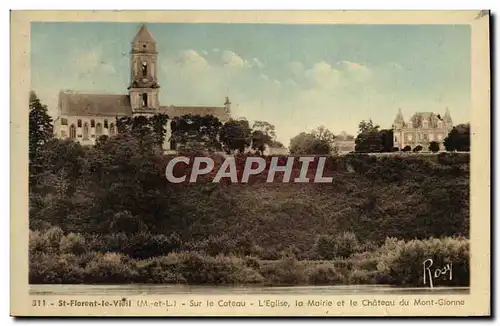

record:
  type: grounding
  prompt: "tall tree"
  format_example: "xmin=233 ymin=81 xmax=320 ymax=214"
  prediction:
xmin=115 ymin=114 xmax=169 ymax=153
xmin=289 ymin=127 xmax=333 ymax=155
xmin=251 ymin=120 xmax=277 ymax=155
xmin=444 ymin=124 xmax=470 ymax=152
xmin=355 ymin=119 xmax=383 ymax=153
xmin=171 ymin=115 xmax=222 ymax=152
xmin=219 ymin=119 xmax=252 ymax=153
xmin=358 ymin=119 xmax=380 ymax=134
xmin=29 ymin=91 xmax=53 ymax=162
xmin=379 ymin=129 xmax=394 ymax=152
xmin=311 ymin=126 xmax=336 ymax=146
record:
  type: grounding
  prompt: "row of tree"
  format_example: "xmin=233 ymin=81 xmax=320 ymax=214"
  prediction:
xmin=30 ymin=90 xmax=470 ymax=164
xmin=285 ymin=118 xmax=470 ymax=156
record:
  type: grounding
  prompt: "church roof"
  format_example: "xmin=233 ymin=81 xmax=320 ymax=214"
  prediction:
xmin=161 ymin=105 xmax=230 ymax=122
xmin=133 ymin=24 xmax=156 ymax=43
xmin=59 ymin=92 xmax=132 ymax=117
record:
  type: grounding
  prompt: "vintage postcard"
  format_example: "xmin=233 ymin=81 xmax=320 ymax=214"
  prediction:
xmin=10 ymin=10 xmax=490 ymax=317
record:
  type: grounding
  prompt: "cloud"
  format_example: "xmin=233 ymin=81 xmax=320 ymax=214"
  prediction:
xmin=288 ymin=61 xmax=304 ymax=76
xmin=252 ymin=58 xmax=264 ymax=68
xmin=145 ymin=53 xmax=412 ymax=145
xmin=304 ymin=61 xmax=342 ymax=88
xmin=337 ymin=60 xmax=372 ymax=82
xmin=75 ymin=50 xmax=117 ymax=76
xmin=221 ymin=50 xmax=250 ymax=69
xmin=176 ymin=49 xmax=209 ymax=69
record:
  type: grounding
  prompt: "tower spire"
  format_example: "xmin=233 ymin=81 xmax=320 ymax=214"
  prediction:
xmin=443 ymin=107 xmax=453 ymax=125
xmin=133 ymin=24 xmax=156 ymax=44
xmin=129 ymin=24 xmax=160 ymax=114
xmin=393 ymin=108 xmax=404 ymax=126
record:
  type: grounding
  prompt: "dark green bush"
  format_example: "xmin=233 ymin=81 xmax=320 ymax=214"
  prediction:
xmin=259 ymin=256 xmax=308 ymax=285
xmin=307 ymin=264 xmax=344 ymax=285
xmin=376 ymin=237 xmax=469 ymax=286
xmin=315 ymin=232 xmax=360 ymax=259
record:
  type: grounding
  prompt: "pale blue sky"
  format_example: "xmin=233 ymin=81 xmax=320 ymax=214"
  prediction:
xmin=31 ymin=22 xmax=470 ymax=144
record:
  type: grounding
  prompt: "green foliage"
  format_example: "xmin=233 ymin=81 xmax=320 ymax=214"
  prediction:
xmin=358 ymin=119 xmax=379 ymax=133
xmin=413 ymin=145 xmax=423 ymax=152
xmin=429 ymin=141 xmax=440 ymax=153
xmin=29 ymin=91 xmax=54 ymax=163
xmin=379 ymin=129 xmax=394 ymax=152
xmin=259 ymin=255 xmax=308 ymax=285
xmin=307 ymin=264 xmax=344 ymax=285
xmin=437 ymin=152 xmax=470 ymax=165
xmin=444 ymin=124 xmax=470 ymax=152
xmin=171 ymin=114 xmax=222 ymax=152
xmin=251 ymin=121 xmax=278 ymax=154
xmin=289 ymin=126 xmax=334 ymax=155
xmin=115 ymin=114 xmax=169 ymax=153
xmin=59 ymin=233 xmax=86 ymax=255
xmin=355 ymin=121 xmax=395 ymax=153
xmin=315 ymin=232 xmax=361 ymax=259
xmin=375 ymin=237 xmax=469 ymax=286
xmin=29 ymin=232 xmax=469 ymax=286
xmin=219 ymin=119 xmax=252 ymax=153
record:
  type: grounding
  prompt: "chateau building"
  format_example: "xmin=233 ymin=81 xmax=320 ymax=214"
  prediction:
xmin=392 ymin=108 xmax=453 ymax=150
xmin=54 ymin=24 xmax=231 ymax=151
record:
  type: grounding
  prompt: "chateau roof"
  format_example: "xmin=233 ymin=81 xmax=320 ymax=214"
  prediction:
xmin=161 ymin=105 xmax=230 ymax=122
xmin=133 ymin=24 xmax=156 ymax=43
xmin=59 ymin=92 xmax=132 ymax=117
xmin=409 ymin=112 xmax=444 ymax=128
xmin=411 ymin=112 xmax=437 ymax=120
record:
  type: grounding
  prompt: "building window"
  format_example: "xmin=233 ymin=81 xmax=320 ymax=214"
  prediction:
xmin=77 ymin=119 xmax=82 ymax=128
xmin=423 ymin=133 xmax=428 ymax=141
xmin=408 ymin=134 xmax=413 ymax=141
xmin=142 ymin=93 xmax=148 ymax=107
xmin=104 ymin=119 xmax=108 ymax=129
xmin=142 ymin=62 xmax=148 ymax=77
xmin=423 ymin=120 xmax=428 ymax=128
xmin=437 ymin=133 xmax=443 ymax=141
xmin=91 ymin=119 xmax=96 ymax=128
xmin=429 ymin=133 xmax=434 ymax=141
xmin=438 ymin=121 xmax=443 ymax=128
xmin=395 ymin=136 xmax=398 ymax=143
xmin=96 ymin=123 xmax=103 ymax=136
xmin=83 ymin=123 xmax=89 ymax=140
xmin=69 ymin=124 xmax=76 ymax=139
xmin=61 ymin=130 xmax=67 ymax=138
xmin=61 ymin=118 xmax=68 ymax=126
xmin=109 ymin=123 xmax=115 ymax=136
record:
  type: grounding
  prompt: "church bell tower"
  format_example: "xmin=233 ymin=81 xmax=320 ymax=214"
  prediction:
xmin=128 ymin=24 xmax=160 ymax=114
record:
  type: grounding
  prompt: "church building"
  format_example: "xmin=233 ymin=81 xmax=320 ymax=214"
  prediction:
xmin=53 ymin=24 xmax=232 ymax=152
xmin=392 ymin=108 xmax=453 ymax=151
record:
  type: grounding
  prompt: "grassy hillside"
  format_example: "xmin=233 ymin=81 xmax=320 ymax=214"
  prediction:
xmin=28 ymin=136 xmax=470 ymax=285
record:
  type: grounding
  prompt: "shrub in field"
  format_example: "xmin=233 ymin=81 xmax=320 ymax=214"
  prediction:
xmin=375 ymin=237 xmax=469 ymax=286
xmin=84 ymin=252 xmax=138 ymax=283
xmin=315 ymin=232 xmax=360 ymax=260
xmin=259 ymin=255 xmax=308 ymax=285
xmin=59 ymin=233 xmax=86 ymax=255
xmin=307 ymin=264 xmax=344 ymax=285
xmin=29 ymin=253 xmax=85 ymax=284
